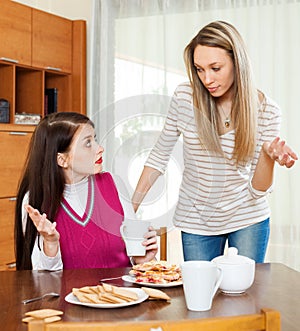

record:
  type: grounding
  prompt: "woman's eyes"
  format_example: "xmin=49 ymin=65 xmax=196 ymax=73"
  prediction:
xmin=85 ymin=139 xmax=93 ymax=147
xmin=195 ymin=67 xmax=220 ymax=72
xmin=85 ymin=136 xmax=98 ymax=147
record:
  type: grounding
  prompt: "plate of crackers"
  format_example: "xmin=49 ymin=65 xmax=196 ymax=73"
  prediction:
xmin=65 ymin=283 xmax=148 ymax=308
xmin=122 ymin=260 xmax=183 ymax=288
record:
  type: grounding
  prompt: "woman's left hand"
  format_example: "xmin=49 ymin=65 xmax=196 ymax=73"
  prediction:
xmin=133 ymin=226 xmax=158 ymax=264
xmin=263 ymin=137 xmax=298 ymax=168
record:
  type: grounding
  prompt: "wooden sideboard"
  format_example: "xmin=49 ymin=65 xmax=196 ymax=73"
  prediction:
xmin=0 ymin=0 xmax=87 ymax=270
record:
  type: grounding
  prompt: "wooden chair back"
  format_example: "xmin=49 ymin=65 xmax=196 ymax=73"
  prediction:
xmin=27 ymin=308 xmax=280 ymax=331
xmin=155 ymin=226 xmax=167 ymax=261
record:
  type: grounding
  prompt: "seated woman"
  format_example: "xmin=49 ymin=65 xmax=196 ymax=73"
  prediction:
xmin=15 ymin=112 xmax=157 ymax=270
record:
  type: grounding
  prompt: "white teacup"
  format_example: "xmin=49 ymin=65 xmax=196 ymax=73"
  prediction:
xmin=120 ymin=220 xmax=151 ymax=256
xmin=181 ymin=260 xmax=223 ymax=311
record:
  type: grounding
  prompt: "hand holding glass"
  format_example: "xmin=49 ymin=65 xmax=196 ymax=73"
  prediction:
xmin=120 ymin=220 xmax=151 ymax=256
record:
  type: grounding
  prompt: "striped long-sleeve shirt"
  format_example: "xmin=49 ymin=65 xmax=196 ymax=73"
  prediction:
xmin=145 ymin=82 xmax=281 ymax=235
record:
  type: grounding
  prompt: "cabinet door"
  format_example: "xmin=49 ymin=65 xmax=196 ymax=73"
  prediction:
xmin=0 ymin=1 xmax=32 ymax=66
xmin=0 ymin=131 xmax=32 ymax=197
xmin=0 ymin=63 xmax=15 ymax=121
xmin=0 ymin=197 xmax=16 ymax=267
xmin=32 ymin=9 xmax=72 ymax=73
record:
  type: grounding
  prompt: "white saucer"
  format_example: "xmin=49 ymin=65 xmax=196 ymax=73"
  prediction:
xmin=221 ymin=289 xmax=246 ymax=295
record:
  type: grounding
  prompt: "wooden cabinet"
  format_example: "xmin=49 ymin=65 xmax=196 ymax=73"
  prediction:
xmin=0 ymin=1 xmax=86 ymax=123
xmin=0 ymin=1 xmax=86 ymax=269
xmin=32 ymin=9 xmax=72 ymax=73
xmin=0 ymin=198 xmax=17 ymax=269
xmin=0 ymin=130 xmax=32 ymax=197
xmin=0 ymin=1 xmax=32 ymax=66
xmin=0 ymin=129 xmax=32 ymax=269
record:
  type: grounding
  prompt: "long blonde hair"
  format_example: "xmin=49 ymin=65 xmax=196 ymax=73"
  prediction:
xmin=184 ymin=21 xmax=258 ymax=164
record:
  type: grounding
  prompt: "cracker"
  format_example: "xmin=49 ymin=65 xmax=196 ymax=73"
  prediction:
xmin=76 ymin=286 xmax=95 ymax=294
xmin=22 ymin=317 xmax=35 ymax=323
xmin=102 ymin=283 xmax=113 ymax=292
xmin=73 ymin=290 xmax=104 ymax=304
xmin=101 ymin=293 xmax=127 ymax=304
xmin=25 ymin=309 xmax=63 ymax=319
xmin=97 ymin=285 xmax=105 ymax=294
xmin=112 ymin=286 xmax=138 ymax=301
xmin=141 ymin=287 xmax=171 ymax=301
xmin=72 ymin=284 xmax=138 ymax=305
xmin=22 ymin=315 xmax=62 ymax=324
xmin=88 ymin=286 xmax=100 ymax=294
xmin=82 ymin=293 xmax=103 ymax=304
xmin=44 ymin=316 xmax=62 ymax=323
xmin=73 ymin=290 xmax=94 ymax=304
xmin=97 ymin=294 xmax=118 ymax=304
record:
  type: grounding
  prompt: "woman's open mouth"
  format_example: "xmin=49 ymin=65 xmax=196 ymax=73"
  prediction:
xmin=95 ymin=157 xmax=103 ymax=164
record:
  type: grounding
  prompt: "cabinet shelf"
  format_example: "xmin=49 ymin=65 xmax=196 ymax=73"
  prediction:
xmin=16 ymin=66 xmax=43 ymax=117
xmin=0 ymin=61 xmax=74 ymax=125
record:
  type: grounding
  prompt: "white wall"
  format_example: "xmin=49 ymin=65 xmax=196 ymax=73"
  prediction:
xmin=13 ymin=0 xmax=91 ymax=19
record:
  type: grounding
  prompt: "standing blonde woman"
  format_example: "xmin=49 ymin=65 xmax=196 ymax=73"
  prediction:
xmin=132 ymin=21 xmax=297 ymax=263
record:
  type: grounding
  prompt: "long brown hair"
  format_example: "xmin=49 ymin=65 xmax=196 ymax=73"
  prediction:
xmin=15 ymin=112 xmax=94 ymax=270
xmin=184 ymin=21 xmax=258 ymax=164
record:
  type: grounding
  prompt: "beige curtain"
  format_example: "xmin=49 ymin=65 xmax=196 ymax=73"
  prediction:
xmin=90 ymin=0 xmax=300 ymax=270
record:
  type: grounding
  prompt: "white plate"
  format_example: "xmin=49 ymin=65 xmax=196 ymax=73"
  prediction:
xmin=122 ymin=275 xmax=183 ymax=288
xmin=65 ymin=287 xmax=148 ymax=308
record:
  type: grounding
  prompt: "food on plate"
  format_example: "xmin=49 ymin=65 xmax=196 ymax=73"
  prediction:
xmin=129 ymin=260 xmax=182 ymax=284
xmin=141 ymin=287 xmax=171 ymax=301
xmin=72 ymin=284 xmax=139 ymax=304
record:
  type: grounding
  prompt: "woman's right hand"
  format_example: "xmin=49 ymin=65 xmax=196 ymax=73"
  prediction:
xmin=25 ymin=204 xmax=60 ymax=257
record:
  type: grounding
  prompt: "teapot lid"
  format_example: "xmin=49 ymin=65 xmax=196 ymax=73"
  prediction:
xmin=212 ymin=247 xmax=254 ymax=265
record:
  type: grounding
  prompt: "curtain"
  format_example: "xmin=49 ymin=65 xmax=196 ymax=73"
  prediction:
xmin=90 ymin=0 xmax=300 ymax=270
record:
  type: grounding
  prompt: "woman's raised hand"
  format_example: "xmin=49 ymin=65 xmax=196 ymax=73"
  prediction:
xmin=25 ymin=204 xmax=60 ymax=242
xmin=263 ymin=137 xmax=298 ymax=168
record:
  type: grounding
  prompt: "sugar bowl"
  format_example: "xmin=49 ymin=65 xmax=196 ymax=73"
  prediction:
xmin=212 ymin=247 xmax=255 ymax=294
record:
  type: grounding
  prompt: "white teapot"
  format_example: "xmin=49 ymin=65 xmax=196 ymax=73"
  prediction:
xmin=212 ymin=247 xmax=255 ymax=294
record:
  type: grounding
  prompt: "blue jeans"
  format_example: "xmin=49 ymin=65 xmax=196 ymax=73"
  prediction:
xmin=181 ymin=218 xmax=270 ymax=263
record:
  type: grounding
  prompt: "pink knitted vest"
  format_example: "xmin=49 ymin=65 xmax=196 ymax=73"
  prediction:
xmin=55 ymin=172 xmax=130 ymax=269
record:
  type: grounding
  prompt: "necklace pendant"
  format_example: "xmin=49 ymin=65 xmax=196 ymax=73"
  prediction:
xmin=224 ymin=119 xmax=230 ymax=128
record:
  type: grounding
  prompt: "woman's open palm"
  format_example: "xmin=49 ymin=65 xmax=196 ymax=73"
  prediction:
xmin=25 ymin=204 xmax=60 ymax=242
xmin=263 ymin=137 xmax=298 ymax=168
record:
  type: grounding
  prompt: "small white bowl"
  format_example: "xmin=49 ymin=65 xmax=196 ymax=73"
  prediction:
xmin=212 ymin=247 xmax=255 ymax=294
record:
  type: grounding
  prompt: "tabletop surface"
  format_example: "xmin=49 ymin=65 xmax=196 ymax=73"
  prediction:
xmin=0 ymin=263 xmax=299 ymax=331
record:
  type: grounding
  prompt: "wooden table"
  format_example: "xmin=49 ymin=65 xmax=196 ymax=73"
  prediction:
xmin=0 ymin=263 xmax=299 ymax=331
